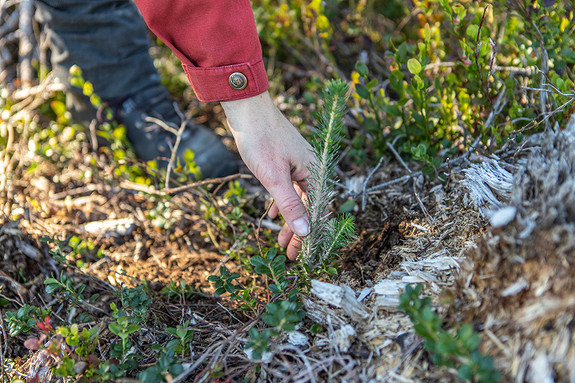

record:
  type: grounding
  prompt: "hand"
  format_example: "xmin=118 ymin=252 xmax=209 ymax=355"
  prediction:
xmin=221 ymin=91 xmax=314 ymax=260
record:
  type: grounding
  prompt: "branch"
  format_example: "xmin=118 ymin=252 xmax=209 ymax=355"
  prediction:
xmin=120 ymin=173 xmax=253 ymax=196
xmin=17 ymin=0 xmax=34 ymax=86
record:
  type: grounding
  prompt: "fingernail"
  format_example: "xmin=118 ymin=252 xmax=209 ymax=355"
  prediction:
xmin=292 ymin=218 xmax=310 ymax=237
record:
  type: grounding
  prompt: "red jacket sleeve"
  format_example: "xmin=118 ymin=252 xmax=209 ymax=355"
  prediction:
xmin=133 ymin=0 xmax=269 ymax=102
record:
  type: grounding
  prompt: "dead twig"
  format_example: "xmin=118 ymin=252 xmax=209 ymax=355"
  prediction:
xmin=0 ymin=270 xmax=27 ymax=304
xmin=273 ymin=344 xmax=318 ymax=383
xmin=511 ymin=0 xmax=550 ymax=129
xmin=120 ymin=173 xmax=252 ymax=196
xmin=413 ymin=180 xmax=434 ymax=226
xmin=17 ymin=0 xmax=34 ymax=86
xmin=474 ymin=5 xmax=492 ymax=97
xmin=144 ymin=108 xmax=187 ymax=189
xmin=0 ymin=309 xmax=7 ymax=383
xmin=521 ymin=85 xmax=575 ymax=98
xmin=485 ymin=86 xmax=507 ymax=150
xmin=0 ymin=8 xmax=18 ymax=38
xmin=387 ymin=140 xmax=433 ymax=224
xmin=361 ymin=156 xmax=385 ymax=211
xmin=366 ymin=173 xmax=416 ymax=194
xmin=386 ymin=141 xmax=411 ymax=174
xmin=10 ymin=80 xmax=65 ymax=100
xmin=0 ymin=120 xmax=14 ymax=192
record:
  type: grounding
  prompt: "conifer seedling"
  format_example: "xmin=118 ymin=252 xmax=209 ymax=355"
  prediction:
xmin=300 ymin=79 xmax=357 ymax=267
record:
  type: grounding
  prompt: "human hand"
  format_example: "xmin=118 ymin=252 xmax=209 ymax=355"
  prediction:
xmin=221 ymin=91 xmax=314 ymax=260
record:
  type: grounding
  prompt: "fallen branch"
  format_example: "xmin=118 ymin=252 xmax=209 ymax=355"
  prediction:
xmin=120 ymin=173 xmax=253 ymax=196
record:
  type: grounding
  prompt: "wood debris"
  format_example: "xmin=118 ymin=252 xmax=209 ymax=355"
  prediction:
xmin=456 ymin=113 xmax=575 ymax=381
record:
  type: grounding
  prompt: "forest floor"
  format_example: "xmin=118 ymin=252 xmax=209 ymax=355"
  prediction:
xmin=2 ymin=67 xmax=575 ymax=382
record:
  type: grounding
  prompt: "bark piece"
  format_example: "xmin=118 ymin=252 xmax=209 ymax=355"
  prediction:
xmin=310 ymin=280 xmax=369 ymax=321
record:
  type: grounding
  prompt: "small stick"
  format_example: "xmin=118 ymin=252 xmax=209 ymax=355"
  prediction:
xmin=144 ymin=109 xmax=186 ymax=189
xmin=0 ymin=121 xmax=14 ymax=191
xmin=474 ymin=5 xmax=491 ymax=96
xmin=386 ymin=140 xmax=433 ymax=224
xmin=166 ymin=119 xmax=186 ymax=189
xmin=361 ymin=156 xmax=385 ymax=211
xmin=521 ymin=85 xmax=575 ymax=98
xmin=386 ymin=141 xmax=411 ymax=174
xmin=89 ymin=119 xmax=99 ymax=153
xmin=18 ymin=0 xmax=34 ymax=86
xmin=486 ymin=38 xmax=497 ymax=86
xmin=10 ymin=80 xmax=65 ymax=100
xmin=0 ymin=270 xmax=27 ymax=304
xmin=0 ymin=8 xmax=18 ymax=38
xmin=366 ymin=173 xmax=415 ymax=193
xmin=413 ymin=180 xmax=434 ymax=226
xmin=0 ymin=309 xmax=7 ymax=383
xmin=120 ymin=173 xmax=252 ymax=196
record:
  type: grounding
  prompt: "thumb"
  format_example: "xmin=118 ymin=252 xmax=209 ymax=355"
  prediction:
xmin=266 ymin=179 xmax=310 ymax=237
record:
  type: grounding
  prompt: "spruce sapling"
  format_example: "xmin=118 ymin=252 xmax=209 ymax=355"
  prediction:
xmin=300 ymin=79 xmax=356 ymax=267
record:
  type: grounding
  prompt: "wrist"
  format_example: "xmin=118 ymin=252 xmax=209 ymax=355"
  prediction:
xmin=221 ymin=90 xmax=276 ymax=133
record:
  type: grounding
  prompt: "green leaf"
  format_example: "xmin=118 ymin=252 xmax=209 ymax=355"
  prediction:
xmin=458 ymin=364 xmax=474 ymax=381
xmin=396 ymin=43 xmax=408 ymax=64
xmin=422 ymin=166 xmax=435 ymax=176
xmin=383 ymin=104 xmax=403 ymax=117
xmin=126 ymin=324 xmax=141 ymax=334
xmin=466 ymin=24 xmax=479 ymax=39
xmin=355 ymin=61 xmax=368 ymax=77
xmin=407 ymin=58 xmax=422 ymax=75
xmin=310 ymin=323 xmax=323 ymax=334
xmin=412 ymin=74 xmax=424 ymax=90
xmin=250 ymin=256 xmax=264 ymax=268
xmin=561 ymin=48 xmax=575 ymax=64
xmin=338 ymin=199 xmax=356 ymax=213
xmin=438 ymin=0 xmax=452 ymax=18
xmin=45 ymin=284 xmax=60 ymax=294
xmin=355 ymin=84 xmax=370 ymax=99
xmin=166 ymin=339 xmax=180 ymax=351
xmin=269 ymin=284 xmax=282 ymax=295
xmin=424 ymin=23 xmax=431 ymax=43
xmin=108 ymin=322 xmax=121 ymax=336
xmin=366 ymin=78 xmax=378 ymax=90
xmin=270 ymin=255 xmax=286 ymax=273
xmin=389 ymin=70 xmax=405 ymax=94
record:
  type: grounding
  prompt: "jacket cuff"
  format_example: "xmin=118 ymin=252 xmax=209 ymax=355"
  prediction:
xmin=183 ymin=59 xmax=270 ymax=102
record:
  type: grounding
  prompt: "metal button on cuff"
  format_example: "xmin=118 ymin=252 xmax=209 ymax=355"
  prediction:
xmin=229 ymin=72 xmax=248 ymax=90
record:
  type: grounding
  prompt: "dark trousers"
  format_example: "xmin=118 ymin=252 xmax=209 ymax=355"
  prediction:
xmin=35 ymin=0 xmax=160 ymax=99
